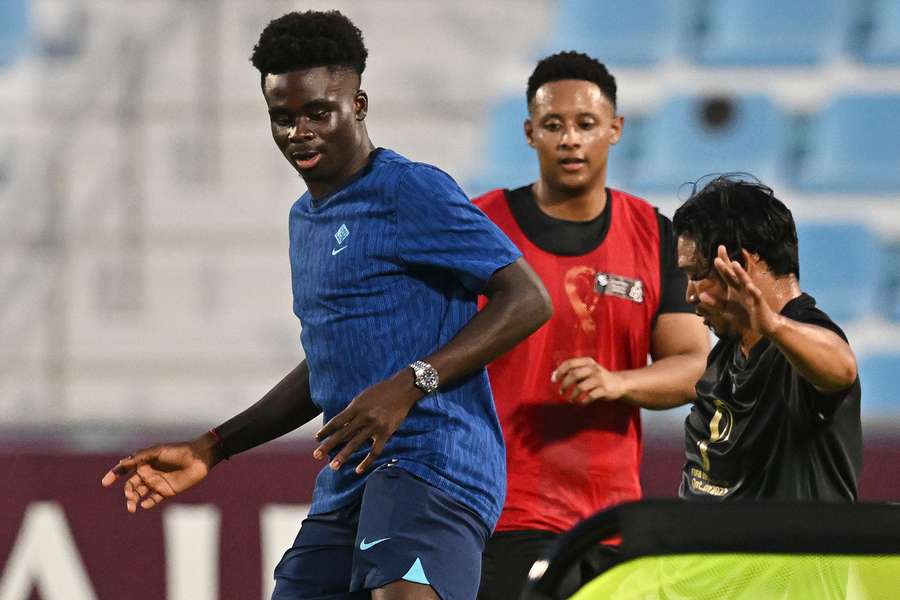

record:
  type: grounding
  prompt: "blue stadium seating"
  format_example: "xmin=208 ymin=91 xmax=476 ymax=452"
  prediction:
xmin=608 ymin=114 xmax=640 ymax=191
xmin=466 ymin=96 xmax=537 ymax=196
xmin=858 ymin=0 xmax=900 ymax=64
xmin=882 ymin=242 xmax=900 ymax=322
xmin=0 ymin=0 xmax=30 ymax=68
xmin=542 ymin=0 xmax=693 ymax=66
xmin=794 ymin=94 xmax=900 ymax=193
xmin=693 ymin=0 xmax=852 ymax=65
xmin=628 ymin=94 xmax=788 ymax=193
xmin=796 ymin=222 xmax=881 ymax=323
xmin=40 ymin=7 xmax=88 ymax=59
xmin=858 ymin=352 xmax=900 ymax=415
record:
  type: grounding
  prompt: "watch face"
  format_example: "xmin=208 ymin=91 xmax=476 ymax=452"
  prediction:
xmin=413 ymin=362 xmax=439 ymax=392
xmin=421 ymin=369 xmax=438 ymax=390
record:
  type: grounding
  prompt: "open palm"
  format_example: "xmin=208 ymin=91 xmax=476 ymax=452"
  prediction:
xmin=713 ymin=245 xmax=780 ymax=337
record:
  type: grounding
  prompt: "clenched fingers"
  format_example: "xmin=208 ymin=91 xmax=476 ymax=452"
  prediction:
xmin=552 ymin=357 xmax=599 ymax=382
xmin=557 ymin=365 xmax=598 ymax=396
xmin=569 ymin=376 xmax=614 ymax=404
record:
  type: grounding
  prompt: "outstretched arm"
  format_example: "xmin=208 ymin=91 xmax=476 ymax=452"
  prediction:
xmin=101 ymin=359 xmax=320 ymax=512
xmin=554 ymin=313 xmax=708 ymax=409
xmin=314 ymin=257 xmax=552 ymax=473
xmin=713 ymin=245 xmax=857 ymax=393
xmin=622 ymin=313 xmax=708 ymax=408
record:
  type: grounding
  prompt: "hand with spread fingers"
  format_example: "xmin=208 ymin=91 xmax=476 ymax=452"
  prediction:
xmin=712 ymin=244 xmax=782 ymax=337
xmin=313 ymin=372 xmax=422 ymax=475
xmin=552 ymin=357 xmax=628 ymax=404
xmin=100 ymin=436 xmax=218 ymax=513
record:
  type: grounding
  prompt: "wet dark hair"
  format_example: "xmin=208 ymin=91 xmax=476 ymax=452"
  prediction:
xmin=673 ymin=174 xmax=800 ymax=278
xmin=526 ymin=51 xmax=617 ymax=109
xmin=250 ymin=10 xmax=368 ymax=79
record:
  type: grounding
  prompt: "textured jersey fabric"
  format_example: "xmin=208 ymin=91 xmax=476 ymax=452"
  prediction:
xmin=680 ymin=293 xmax=862 ymax=501
xmin=290 ymin=148 xmax=521 ymax=526
xmin=475 ymin=186 xmax=670 ymax=533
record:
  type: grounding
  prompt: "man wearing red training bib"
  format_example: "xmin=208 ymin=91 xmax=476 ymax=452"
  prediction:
xmin=475 ymin=51 xmax=709 ymax=599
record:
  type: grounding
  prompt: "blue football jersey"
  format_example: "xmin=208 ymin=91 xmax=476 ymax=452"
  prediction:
xmin=289 ymin=148 xmax=521 ymax=527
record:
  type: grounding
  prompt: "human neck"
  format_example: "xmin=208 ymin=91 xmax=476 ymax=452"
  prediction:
xmin=306 ymin=136 xmax=375 ymax=199
xmin=738 ymin=274 xmax=802 ymax=356
xmin=532 ymin=178 xmax=607 ymax=222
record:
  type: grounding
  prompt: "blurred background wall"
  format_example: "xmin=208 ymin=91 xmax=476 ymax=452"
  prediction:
xmin=1 ymin=1 xmax=900 ymax=598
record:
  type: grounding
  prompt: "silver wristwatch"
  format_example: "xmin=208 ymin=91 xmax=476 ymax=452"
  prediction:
xmin=409 ymin=360 xmax=439 ymax=394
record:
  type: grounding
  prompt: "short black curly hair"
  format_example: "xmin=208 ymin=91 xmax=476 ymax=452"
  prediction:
xmin=527 ymin=51 xmax=617 ymax=109
xmin=250 ymin=10 xmax=367 ymax=78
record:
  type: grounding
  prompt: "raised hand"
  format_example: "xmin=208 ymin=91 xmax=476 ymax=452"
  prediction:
xmin=100 ymin=435 xmax=218 ymax=513
xmin=712 ymin=245 xmax=781 ymax=337
xmin=313 ymin=372 xmax=421 ymax=475
xmin=552 ymin=357 xmax=627 ymax=404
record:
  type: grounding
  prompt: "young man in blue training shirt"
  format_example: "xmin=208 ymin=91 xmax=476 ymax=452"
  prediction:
xmin=101 ymin=10 xmax=551 ymax=600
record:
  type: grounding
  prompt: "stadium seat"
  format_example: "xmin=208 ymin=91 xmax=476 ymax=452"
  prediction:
xmin=0 ymin=0 xmax=30 ymax=68
xmin=796 ymin=222 xmax=881 ymax=323
xmin=608 ymin=114 xmax=640 ymax=191
xmin=793 ymin=94 xmax=900 ymax=193
xmin=466 ymin=96 xmax=537 ymax=196
xmin=36 ymin=3 xmax=88 ymax=59
xmin=542 ymin=0 xmax=692 ymax=66
xmin=883 ymin=242 xmax=900 ymax=322
xmin=858 ymin=0 xmax=900 ymax=64
xmin=858 ymin=352 xmax=900 ymax=416
xmin=692 ymin=0 xmax=852 ymax=65
xmin=628 ymin=94 xmax=788 ymax=193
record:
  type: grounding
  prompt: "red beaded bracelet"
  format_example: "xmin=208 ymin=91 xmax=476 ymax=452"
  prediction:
xmin=209 ymin=428 xmax=229 ymax=460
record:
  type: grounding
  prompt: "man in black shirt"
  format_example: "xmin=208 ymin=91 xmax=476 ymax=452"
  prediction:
xmin=673 ymin=174 xmax=862 ymax=501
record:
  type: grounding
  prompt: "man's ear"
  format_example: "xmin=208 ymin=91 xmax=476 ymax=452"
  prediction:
xmin=741 ymin=249 xmax=766 ymax=275
xmin=524 ymin=118 xmax=535 ymax=147
xmin=354 ymin=90 xmax=368 ymax=121
xmin=610 ymin=114 xmax=624 ymax=145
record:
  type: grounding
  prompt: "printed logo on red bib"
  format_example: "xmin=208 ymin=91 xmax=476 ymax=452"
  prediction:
xmin=594 ymin=272 xmax=644 ymax=303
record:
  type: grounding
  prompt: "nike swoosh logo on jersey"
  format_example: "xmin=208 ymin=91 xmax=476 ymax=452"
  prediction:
xmin=359 ymin=537 xmax=390 ymax=550
xmin=331 ymin=246 xmax=348 ymax=255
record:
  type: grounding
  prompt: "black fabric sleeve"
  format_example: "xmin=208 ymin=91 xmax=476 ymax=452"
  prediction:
xmin=783 ymin=295 xmax=850 ymax=343
xmin=782 ymin=295 xmax=859 ymax=417
xmin=215 ymin=359 xmax=321 ymax=459
xmin=656 ymin=211 xmax=693 ymax=317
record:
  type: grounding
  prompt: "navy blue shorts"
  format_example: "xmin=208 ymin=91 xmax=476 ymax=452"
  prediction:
xmin=272 ymin=464 xmax=490 ymax=600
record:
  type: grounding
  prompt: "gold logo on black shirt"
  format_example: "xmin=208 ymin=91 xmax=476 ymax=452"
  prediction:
xmin=689 ymin=467 xmax=730 ymax=496
xmin=697 ymin=398 xmax=734 ymax=473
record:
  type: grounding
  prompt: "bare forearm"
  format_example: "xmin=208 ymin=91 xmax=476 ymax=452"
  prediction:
xmin=618 ymin=313 xmax=708 ymax=410
xmin=212 ymin=359 xmax=321 ymax=462
xmin=427 ymin=259 xmax=551 ymax=387
xmin=619 ymin=353 xmax=706 ymax=410
xmin=768 ymin=317 xmax=857 ymax=392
